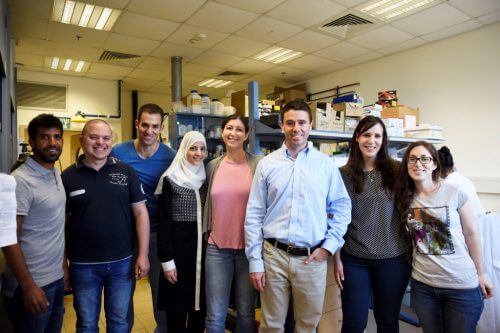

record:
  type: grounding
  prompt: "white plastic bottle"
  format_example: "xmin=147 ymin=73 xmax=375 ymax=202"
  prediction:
xmin=187 ymin=90 xmax=202 ymax=114
xmin=211 ymin=99 xmax=224 ymax=115
xmin=200 ymin=94 xmax=211 ymax=115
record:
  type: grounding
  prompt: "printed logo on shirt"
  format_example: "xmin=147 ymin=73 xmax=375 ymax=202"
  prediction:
xmin=109 ymin=173 xmax=129 ymax=186
xmin=407 ymin=206 xmax=455 ymax=255
xmin=69 ymin=189 xmax=86 ymax=197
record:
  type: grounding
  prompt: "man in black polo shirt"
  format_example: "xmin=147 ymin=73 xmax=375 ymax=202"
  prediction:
xmin=62 ymin=119 xmax=150 ymax=332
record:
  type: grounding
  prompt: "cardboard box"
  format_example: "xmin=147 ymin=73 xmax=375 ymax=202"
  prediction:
xmin=333 ymin=102 xmax=364 ymax=117
xmin=319 ymin=143 xmax=338 ymax=156
xmin=383 ymin=118 xmax=404 ymax=137
xmin=344 ymin=117 xmax=360 ymax=132
xmin=404 ymin=125 xmax=443 ymax=139
xmin=231 ymin=90 xmax=248 ymax=117
xmin=400 ymin=115 xmax=416 ymax=129
xmin=308 ymin=101 xmax=331 ymax=130
xmin=273 ymin=84 xmax=307 ymax=104
xmin=381 ymin=106 xmax=420 ymax=125
xmin=330 ymin=110 xmax=344 ymax=132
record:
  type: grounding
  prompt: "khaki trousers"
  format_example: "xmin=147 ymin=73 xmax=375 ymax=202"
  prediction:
xmin=259 ymin=241 xmax=327 ymax=333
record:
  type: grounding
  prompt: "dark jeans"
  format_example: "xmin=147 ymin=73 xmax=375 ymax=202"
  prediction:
xmin=340 ymin=252 xmax=411 ymax=333
xmin=3 ymin=278 xmax=64 ymax=333
xmin=411 ymin=278 xmax=484 ymax=333
xmin=167 ymin=309 xmax=205 ymax=333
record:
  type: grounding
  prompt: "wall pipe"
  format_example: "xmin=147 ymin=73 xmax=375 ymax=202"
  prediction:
xmin=171 ymin=56 xmax=182 ymax=102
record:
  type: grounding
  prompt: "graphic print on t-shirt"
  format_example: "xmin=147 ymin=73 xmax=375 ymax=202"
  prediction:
xmin=407 ymin=206 xmax=455 ymax=255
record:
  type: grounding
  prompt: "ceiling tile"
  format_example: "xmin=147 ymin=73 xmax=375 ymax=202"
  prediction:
xmin=123 ymin=78 xmax=159 ymax=91
xmin=15 ymin=52 xmax=44 ymax=67
xmin=146 ymin=82 xmax=172 ymax=95
xmin=215 ymin=0 xmax=285 ymax=13
xmin=138 ymin=57 xmax=171 ymax=72
xmin=478 ymin=10 xmax=500 ymax=24
xmin=128 ymin=68 xmax=169 ymax=81
xmin=88 ymin=63 xmax=133 ymax=76
xmin=85 ymin=72 xmax=125 ymax=81
xmin=113 ymin=12 xmax=180 ymax=41
xmin=332 ymin=0 xmax=367 ymax=8
xmin=316 ymin=61 xmax=349 ymax=74
xmin=18 ymin=65 xmax=43 ymax=72
xmin=105 ymin=33 xmax=161 ymax=56
xmin=392 ymin=3 xmax=471 ymax=36
xmin=186 ymin=2 xmax=259 ymax=33
xmin=236 ymin=16 xmax=303 ymax=44
xmin=246 ymin=74 xmax=280 ymax=86
xmin=47 ymin=22 xmax=109 ymax=48
xmin=211 ymin=36 xmax=270 ymax=57
xmin=183 ymin=74 xmax=208 ymax=85
xmin=227 ymin=59 xmax=276 ymax=74
xmin=127 ymin=0 xmax=206 ymax=22
xmin=16 ymin=38 xmax=102 ymax=62
xmin=10 ymin=15 xmax=48 ymax=40
xmin=267 ymin=0 xmax=346 ymax=28
xmin=378 ymin=37 xmax=426 ymax=55
xmin=314 ymin=41 xmax=370 ymax=61
xmin=348 ymin=25 xmax=414 ymax=50
xmin=421 ymin=20 xmax=483 ymax=42
xmin=191 ymin=51 xmax=244 ymax=68
xmin=285 ymin=55 xmax=335 ymax=71
xmin=343 ymin=51 xmax=383 ymax=65
xmin=288 ymin=71 xmax=320 ymax=83
xmin=8 ymin=0 xmax=52 ymax=20
xmin=167 ymin=25 xmax=229 ymax=49
xmin=44 ymin=67 xmax=86 ymax=77
xmin=183 ymin=63 xmax=223 ymax=77
xmin=277 ymin=30 xmax=340 ymax=53
xmin=264 ymin=65 xmax=307 ymax=79
xmin=449 ymin=0 xmax=500 ymax=18
xmin=151 ymin=42 xmax=205 ymax=61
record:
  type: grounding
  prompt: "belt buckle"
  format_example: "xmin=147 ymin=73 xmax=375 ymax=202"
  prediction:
xmin=286 ymin=245 xmax=294 ymax=254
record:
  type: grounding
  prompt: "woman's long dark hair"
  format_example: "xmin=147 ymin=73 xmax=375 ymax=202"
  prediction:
xmin=395 ymin=141 xmax=441 ymax=223
xmin=345 ymin=116 xmax=398 ymax=194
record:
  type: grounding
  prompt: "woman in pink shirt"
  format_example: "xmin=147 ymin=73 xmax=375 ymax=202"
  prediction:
xmin=203 ymin=115 xmax=261 ymax=333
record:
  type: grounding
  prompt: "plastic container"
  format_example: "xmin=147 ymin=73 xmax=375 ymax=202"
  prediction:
xmin=211 ymin=99 xmax=224 ymax=116
xmin=187 ymin=90 xmax=202 ymax=114
xmin=200 ymin=94 xmax=211 ymax=115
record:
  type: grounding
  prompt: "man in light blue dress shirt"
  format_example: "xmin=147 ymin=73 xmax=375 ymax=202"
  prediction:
xmin=245 ymin=100 xmax=351 ymax=332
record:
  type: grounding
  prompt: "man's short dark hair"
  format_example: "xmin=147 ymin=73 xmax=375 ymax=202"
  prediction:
xmin=281 ymin=100 xmax=312 ymax=123
xmin=137 ymin=104 xmax=164 ymax=123
xmin=27 ymin=114 xmax=63 ymax=140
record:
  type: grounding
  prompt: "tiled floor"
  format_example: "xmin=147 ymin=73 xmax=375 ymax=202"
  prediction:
xmin=62 ymin=278 xmax=157 ymax=333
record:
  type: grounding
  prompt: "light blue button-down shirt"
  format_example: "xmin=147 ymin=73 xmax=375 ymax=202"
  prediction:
xmin=245 ymin=142 xmax=351 ymax=273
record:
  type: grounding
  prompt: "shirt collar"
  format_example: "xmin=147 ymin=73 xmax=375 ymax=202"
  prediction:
xmin=25 ymin=156 xmax=54 ymax=176
xmin=75 ymin=154 xmax=117 ymax=169
xmin=283 ymin=142 xmax=313 ymax=159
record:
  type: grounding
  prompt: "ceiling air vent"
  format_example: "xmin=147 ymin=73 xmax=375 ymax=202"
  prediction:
xmin=217 ymin=71 xmax=245 ymax=76
xmin=98 ymin=50 xmax=143 ymax=67
xmin=318 ymin=12 xmax=376 ymax=39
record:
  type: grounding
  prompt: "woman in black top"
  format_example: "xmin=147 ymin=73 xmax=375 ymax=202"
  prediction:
xmin=334 ymin=116 xmax=411 ymax=333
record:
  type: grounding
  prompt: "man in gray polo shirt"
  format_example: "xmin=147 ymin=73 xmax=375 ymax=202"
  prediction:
xmin=2 ymin=114 xmax=66 ymax=333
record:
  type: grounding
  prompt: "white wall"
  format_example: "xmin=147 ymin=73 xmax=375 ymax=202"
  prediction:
xmin=305 ymin=22 xmax=500 ymax=213
xmin=17 ymin=70 xmax=122 ymax=140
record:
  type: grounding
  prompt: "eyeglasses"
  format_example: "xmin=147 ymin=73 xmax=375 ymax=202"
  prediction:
xmin=408 ymin=156 xmax=433 ymax=164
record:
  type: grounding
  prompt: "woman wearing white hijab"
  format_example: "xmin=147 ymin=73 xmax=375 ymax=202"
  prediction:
xmin=155 ymin=131 xmax=207 ymax=333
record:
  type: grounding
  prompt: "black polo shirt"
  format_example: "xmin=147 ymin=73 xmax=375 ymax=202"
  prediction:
xmin=62 ymin=156 xmax=146 ymax=263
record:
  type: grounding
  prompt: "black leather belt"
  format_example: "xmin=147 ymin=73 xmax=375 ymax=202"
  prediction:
xmin=265 ymin=238 xmax=321 ymax=257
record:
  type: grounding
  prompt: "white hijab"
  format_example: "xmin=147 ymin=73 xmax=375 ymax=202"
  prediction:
xmin=155 ymin=131 xmax=207 ymax=194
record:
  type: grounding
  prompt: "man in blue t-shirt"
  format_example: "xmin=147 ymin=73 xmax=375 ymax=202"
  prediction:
xmin=112 ymin=104 xmax=175 ymax=333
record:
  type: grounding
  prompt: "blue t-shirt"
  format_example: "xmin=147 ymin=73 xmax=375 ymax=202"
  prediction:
xmin=112 ymin=140 xmax=175 ymax=231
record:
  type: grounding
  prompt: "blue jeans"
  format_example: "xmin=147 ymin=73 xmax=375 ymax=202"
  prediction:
xmin=70 ymin=256 xmax=135 ymax=333
xmin=411 ymin=278 xmax=484 ymax=333
xmin=340 ymin=252 xmax=412 ymax=333
xmin=205 ymin=244 xmax=256 ymax=333
xmin=3 ymin=278 xmax=64 ymax=333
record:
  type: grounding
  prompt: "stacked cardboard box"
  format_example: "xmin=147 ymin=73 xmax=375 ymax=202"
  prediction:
xmin=332 ymin=102 xmax=363 ymax=132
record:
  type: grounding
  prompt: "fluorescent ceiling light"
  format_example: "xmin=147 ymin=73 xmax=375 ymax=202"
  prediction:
xmin=52 ymin=0 xmax=120 ymax=31
xmin=46 ymin=56 xmax=87 ymax=73
xmin=78 ymin=4 xmax=94 ymax=27
xmin=198 ymin=79 xmax=233 ymax=88
xmin=254 ymin=47 xmax=303 ymax=64
xmin=358 ymin=0 xmax=440 ymax=21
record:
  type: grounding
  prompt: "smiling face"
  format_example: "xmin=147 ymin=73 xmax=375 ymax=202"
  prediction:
xmin=222 ymin=118 xmax=248 ymax=151
xmin=407 ymin=145 xmax=438 ymax=183
xmin=136 ymin=112 xmax=163 ymax=147
xmin=281 ymin=109 xmax=312 ymax=155
xmin=185 ymin=141 xmax=206 ymax=166
xmin=29 ymin=127 xmax=63 ymax=168
xmin=80 ymin=120 xmax=112 ymax=163
xmin=356 ymin=123 xmax=384 ymax=164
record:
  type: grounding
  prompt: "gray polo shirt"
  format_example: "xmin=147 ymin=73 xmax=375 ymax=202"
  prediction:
xmin=3 ymin=157 xmax=66 ymax=296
